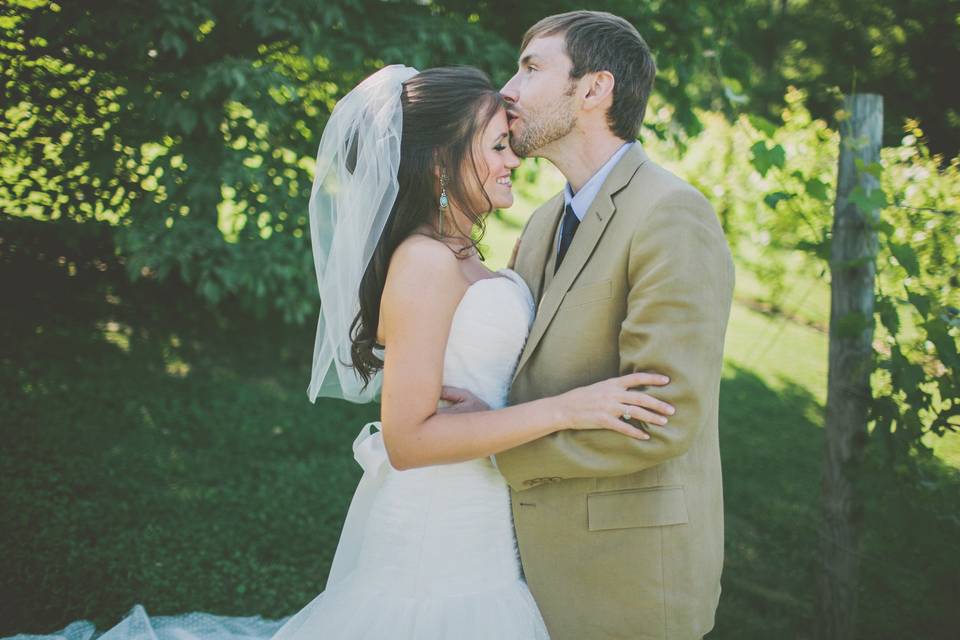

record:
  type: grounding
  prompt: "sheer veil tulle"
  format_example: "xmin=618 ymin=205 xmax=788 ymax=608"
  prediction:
xmin=307 ymin=65 xmax=419 ymax=404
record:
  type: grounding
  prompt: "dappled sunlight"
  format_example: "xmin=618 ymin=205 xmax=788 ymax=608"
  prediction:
xmin=164 ymin=358 xmax=191 ymax=378
xmin=925 ymin=430 xmax=960 ymax=469
xmin=723 ymin=302 xmax=829 ymax=404
xmin=98 ymin=320 xmax=132 ymax=353
xmin=162 ymin=335 xmax=191 ymax=378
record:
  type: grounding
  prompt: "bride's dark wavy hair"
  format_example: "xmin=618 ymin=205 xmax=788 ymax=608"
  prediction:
xmin=349 ymin=66 xmax=507 ymax=388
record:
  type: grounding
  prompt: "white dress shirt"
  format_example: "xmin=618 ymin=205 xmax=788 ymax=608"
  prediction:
xmin=558 ymin=141 xmax=635 ymax=252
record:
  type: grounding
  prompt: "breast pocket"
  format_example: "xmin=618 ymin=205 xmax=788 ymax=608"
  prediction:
xmin=558 ymin=278 xmax=613 ymax=310
xmin=587 ymin=485 xmax=689 ymax=531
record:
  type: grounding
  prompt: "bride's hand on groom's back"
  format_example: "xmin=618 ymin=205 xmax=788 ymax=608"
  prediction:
xmin=554 ymin=372 xmax=674 ymax=440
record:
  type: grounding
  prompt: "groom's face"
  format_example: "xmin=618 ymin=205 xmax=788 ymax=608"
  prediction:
xmin=501 ymin=34 xmax=580 ymax=158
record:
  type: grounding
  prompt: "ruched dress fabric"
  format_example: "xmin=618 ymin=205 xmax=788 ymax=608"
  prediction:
xmin=11 ymin=268 xmax=549 ymax=640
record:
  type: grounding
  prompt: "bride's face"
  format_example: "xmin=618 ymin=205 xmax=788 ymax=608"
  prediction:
xmin=471 ymin=109 xmax=521 ymax=212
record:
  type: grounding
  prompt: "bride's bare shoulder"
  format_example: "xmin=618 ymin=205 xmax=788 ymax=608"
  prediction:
xmin=383 ymin=234 xmax=468 ymax=306
xmin=392 ymin=233 xmax=456 ymax=264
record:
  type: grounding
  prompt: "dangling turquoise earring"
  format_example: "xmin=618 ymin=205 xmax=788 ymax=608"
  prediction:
xmin=438 ymin=171 xmax=449 ymax=233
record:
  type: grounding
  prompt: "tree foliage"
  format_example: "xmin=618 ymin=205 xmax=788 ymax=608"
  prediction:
xmin=4 ymin=0 xmax=957 ymax=322
xmin=658 ymin=89 xmax=960 ymax=460
xmin=1 ymin=0 xmax=518 ymax=321
xmin=732 ymin=0 xmax=960 ymax=159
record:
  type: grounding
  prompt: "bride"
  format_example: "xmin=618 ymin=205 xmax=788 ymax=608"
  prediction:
xmin=14 ymin=65 xmax=674 ymax=640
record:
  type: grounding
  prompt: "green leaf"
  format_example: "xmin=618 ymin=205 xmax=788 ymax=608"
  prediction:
xmin=872 ymin=217 xmax=896 ymax=237
xmin=924 ymin=317 xmax=959 ymax=370
xmin=795 ymin=239 xmax=831 ymax=261
xmin=889 ymin=242 xmax=920 ymax=277
xmin=747 ymin=114 xmax=778 ymax=138
xmin=769 ymin=144 xmax=786 ymax=170
xmin=763 ymin=191 xmax=793 ymax=209
xmin=750 ymin=141 xmax=787 ymax=177
xmin=849 ymin=185 xmax=888 ymax=213
xmin=875 ymin=295 xmax=900 ymax=335
xmin=804 ymin=178 xmax=830 ymax=201
xmin=906 ymin=290 xmax=931 ymax=318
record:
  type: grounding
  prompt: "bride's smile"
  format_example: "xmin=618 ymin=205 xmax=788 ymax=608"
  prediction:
xmin=471 ymin=108 xmax=519 ymax=212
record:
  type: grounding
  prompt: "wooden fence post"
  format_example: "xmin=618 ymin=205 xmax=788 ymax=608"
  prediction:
xmin=818 ymin=93 xmax=883 ymax=640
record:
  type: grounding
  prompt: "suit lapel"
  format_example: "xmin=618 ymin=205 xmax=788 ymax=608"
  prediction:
xmin=516 ymin=194 xmax=564 ymax=306
xmin=512 ymin=144 xmax=649 ymax=382
xmin=541 ymin=208 xmax=563 ymax=293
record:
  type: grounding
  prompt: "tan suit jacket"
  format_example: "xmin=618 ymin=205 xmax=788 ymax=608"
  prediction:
xmin=497 ymin=144 xmax=735 ymax=640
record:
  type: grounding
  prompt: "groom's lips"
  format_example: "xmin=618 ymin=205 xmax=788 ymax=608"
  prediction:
xmin=506 ymin=111 xmax=520 ymax=128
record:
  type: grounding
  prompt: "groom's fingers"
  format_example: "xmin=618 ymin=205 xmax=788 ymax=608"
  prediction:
xmin=440 ymin=385 xmax=469 ymax=402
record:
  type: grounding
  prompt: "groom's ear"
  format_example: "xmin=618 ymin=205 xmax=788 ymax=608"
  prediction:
xmin=582 ymin=70 xmax=616 ymax=111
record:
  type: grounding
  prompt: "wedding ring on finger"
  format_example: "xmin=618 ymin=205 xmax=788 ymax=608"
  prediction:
xmin=622 ymin=411 xmax=632 ymax=421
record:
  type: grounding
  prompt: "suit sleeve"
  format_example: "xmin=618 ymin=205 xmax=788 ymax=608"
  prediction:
xmin=496 ymin=191 xmax=735 ymax=490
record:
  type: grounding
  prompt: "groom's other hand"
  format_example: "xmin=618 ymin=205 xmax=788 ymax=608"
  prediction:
xmin=507 ymin=238 xmax=521 ymax=270
xmin=438 ymin=386 xmax=490 ymax=414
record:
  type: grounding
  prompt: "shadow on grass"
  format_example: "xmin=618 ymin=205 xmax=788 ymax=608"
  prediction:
xmin=1 ymin=218 xmax=378 ymax=633
xmin=713 ymin=365 xmax=960 ymax=640
xmin=2 ymin=218 xmax=957 ymax=639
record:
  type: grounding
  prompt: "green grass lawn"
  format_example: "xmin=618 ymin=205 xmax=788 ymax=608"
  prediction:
xmin=2 ymin=218 xmax=957 ymax=639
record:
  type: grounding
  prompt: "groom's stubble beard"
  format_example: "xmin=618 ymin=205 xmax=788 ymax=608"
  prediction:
xmin=510 ymin=78 xmax=578 ymax=158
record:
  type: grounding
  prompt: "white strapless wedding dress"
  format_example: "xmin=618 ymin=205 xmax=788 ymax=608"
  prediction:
xmin=12 ymin=268 xmax=550 ymax=640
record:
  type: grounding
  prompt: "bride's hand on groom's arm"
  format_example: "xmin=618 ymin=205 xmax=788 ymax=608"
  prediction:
xmin=437 ymin=386 xmax=490 ymax=414
xmin=554 ymin=372 xmax=674 ymax=440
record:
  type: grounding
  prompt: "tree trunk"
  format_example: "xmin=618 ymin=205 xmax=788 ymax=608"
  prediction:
xmin=818 ymin=93 xmax=883 ymax=640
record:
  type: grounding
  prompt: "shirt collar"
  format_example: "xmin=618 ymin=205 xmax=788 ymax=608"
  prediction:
xmin=563 ymin=141 xmax=634 ymax=221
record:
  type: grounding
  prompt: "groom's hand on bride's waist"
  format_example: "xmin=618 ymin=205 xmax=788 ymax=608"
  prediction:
xmin=438 ymin=386 xmax=490 ymax=414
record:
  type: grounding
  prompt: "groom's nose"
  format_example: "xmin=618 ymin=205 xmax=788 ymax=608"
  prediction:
xmin=500 ymin=75 xmax=519 ymax=104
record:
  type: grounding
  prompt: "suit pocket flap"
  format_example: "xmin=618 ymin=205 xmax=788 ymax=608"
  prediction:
xmin=559 ymin=279 xmax=612 ymax=309
xmin=587 ymin=485 xmax=689 ymax=531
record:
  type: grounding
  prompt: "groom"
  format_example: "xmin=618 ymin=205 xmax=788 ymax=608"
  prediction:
xmin=497 ymin=11 xmax=734 ymax=640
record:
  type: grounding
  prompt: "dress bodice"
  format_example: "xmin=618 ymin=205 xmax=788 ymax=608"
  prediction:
xmin=440 ymin=268 xmax=535 ymax=409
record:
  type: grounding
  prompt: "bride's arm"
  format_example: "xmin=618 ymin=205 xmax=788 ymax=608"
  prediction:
xmin=379 ymin=237 xmax=671 ymax=471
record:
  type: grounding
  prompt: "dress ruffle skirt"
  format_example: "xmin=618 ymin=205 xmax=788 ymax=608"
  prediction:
xmin=264 ymin=423 xmax=549 ymax=640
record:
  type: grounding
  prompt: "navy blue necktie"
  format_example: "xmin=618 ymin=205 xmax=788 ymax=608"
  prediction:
xmin=555 ymin=203 xmax=580 ymax=273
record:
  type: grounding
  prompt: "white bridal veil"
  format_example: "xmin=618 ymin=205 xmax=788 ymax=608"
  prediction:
xmin=307 ymin=65 xmax=419 ymax=404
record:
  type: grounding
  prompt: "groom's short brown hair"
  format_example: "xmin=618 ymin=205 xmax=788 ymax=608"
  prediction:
xmin=521 ymin=11 xmax=656 ymax=141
